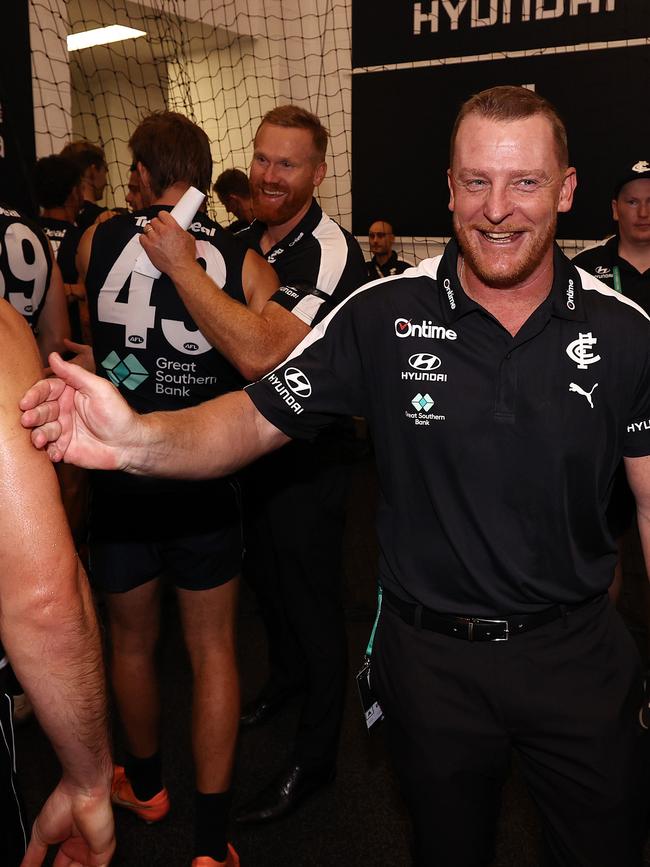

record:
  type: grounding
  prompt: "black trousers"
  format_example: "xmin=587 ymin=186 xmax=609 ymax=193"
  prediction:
xmin=243 ymin=440 xmax=349 ymax=770
xmin=372 ymin=596 xmax=648 ymax=867
xmin=0 ymin=685 xmax=27 ymax=867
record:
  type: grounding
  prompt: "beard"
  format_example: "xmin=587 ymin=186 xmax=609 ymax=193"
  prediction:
xmin=453 ymin=214 xmax=557 ymax=289
xmin=251 ymin=184 xmax=309 ymax=227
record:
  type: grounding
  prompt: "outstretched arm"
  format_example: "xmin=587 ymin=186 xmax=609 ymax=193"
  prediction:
xmin=35 ymin=252 xmax=71 ymax=364
xmin=0 ymin=300 xmax=113 ymax=867
xmin=140 ymin=211 xmax=309 ymax=380
xmin=21 ymin=352 xmax=290 ymax=479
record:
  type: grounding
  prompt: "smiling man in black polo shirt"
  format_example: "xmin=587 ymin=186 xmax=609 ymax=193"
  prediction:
xmin=21 ymin=86 xmax=650 ymax=867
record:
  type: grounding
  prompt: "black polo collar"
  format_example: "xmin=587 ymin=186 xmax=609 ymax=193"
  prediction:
xmin=437 ymin=238 xmax=588 ymax=325
xmin=246 ymin=198 xmax=323 ymax=260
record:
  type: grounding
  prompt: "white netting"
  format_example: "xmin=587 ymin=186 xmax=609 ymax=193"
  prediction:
xmin=30 ymin=2 xmax=356 ymax=229
xmin=30 ymin=1 xmax=642 ymax=259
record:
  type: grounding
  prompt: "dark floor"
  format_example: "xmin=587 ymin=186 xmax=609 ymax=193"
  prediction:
xmin=14 ymin=449 xmax=650 ymax=866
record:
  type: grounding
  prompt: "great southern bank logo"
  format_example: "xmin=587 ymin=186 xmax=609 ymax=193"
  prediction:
xmin=394 ymin=318 xmax=457 ymax=340
xmin=411 ymin=393 xmax=434 ymax=412
xmin=102 ymin=351 xmax=148 ymax=390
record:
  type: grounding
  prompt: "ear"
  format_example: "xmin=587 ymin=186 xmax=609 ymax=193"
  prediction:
xmin=557 ymin=167 xmax=577 ymax=214
xmin=136 ymin=162 xmax=153 ymax=195
xmin=313 ymin=161 xmax=327 ymax=188
xmin=611 ymin=198 xmax=619 ymax=222
xmin=447 ymin=169 xmax=455 ymax=213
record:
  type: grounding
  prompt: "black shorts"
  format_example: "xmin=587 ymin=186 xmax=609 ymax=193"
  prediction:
xmin=89 ymin=523 xmax=242 ymax=593
xmin=88 ymin=479 xmax=243 ymax=593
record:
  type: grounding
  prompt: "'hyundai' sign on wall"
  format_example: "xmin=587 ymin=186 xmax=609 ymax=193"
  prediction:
xmin=351 ymin=0 xmax=650 ymax=239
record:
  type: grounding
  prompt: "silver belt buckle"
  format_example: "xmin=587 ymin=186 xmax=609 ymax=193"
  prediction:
xmin=471 ymin=617 xmax=509 ymax=641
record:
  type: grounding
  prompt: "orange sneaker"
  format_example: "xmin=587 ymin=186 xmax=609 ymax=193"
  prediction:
xmin=191 ymin=844 xmax=240 ymax=867
xmin=111 ymin=765 xmax=170 ymax=823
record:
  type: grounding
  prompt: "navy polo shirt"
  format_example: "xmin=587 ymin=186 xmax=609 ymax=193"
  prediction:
xmin=573 ymin=235 xmax=650 ymax=315
xmin=247 ymin=239 xmax=650 ymax=616
xmin=240 ymin=198 xmax=367 ymax=327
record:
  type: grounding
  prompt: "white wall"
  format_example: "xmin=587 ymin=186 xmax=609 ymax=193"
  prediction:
xmin=29 ymin=0 xmax=71 ymax=156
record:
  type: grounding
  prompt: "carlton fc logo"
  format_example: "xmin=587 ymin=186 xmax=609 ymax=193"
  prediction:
xmin=566 ymin=332 xmax=601 ymax=370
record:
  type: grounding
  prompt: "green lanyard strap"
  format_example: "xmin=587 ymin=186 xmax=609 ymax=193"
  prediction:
xmin=613 ymin=265 xmax=622 ymax=294
xmin=365 ymin=584 xmax=383 ymax=658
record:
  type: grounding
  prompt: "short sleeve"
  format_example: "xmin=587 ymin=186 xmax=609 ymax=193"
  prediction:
xmin=245 ymin=295 xmax=367 ymax=440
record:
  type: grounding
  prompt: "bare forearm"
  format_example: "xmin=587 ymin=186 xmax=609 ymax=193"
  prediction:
xmin=171 ymin=262 xmax=289 ymax=380
xmin=2 ymin=558 xmax=111 ymax=791
xmin=125 ymin=390 xmax=289 ymax=479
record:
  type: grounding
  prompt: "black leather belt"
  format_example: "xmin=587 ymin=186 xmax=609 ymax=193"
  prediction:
xmin=383 ymin=588 xmax=603 ymax=642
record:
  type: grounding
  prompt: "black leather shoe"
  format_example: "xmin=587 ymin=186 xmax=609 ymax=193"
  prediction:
xmin=233 ymin=763 xmax=335 ymax=824
xmin=240 ymin=693 xmax=291 ymax=728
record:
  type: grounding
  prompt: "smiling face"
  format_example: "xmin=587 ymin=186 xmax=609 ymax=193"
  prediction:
xmin=249 ymin=123 xmax=326 ymax=231
xmin=448 ymin=113 xmax=576 ymax=289
xmin=613 ymin=179 xmax=650 ymax=247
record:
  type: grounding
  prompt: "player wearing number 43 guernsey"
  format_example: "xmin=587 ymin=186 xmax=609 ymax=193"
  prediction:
xmin=85 ymin=207 xmax=249 ymax=413
xmin=76 ymin=111 xmax=279 ymax=867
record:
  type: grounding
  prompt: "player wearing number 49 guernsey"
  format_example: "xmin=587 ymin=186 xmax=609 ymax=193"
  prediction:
xmin=0 ymin=205 xmax=70 ymax=364
xmin=77 ymin=112 xmax=278 ymax=867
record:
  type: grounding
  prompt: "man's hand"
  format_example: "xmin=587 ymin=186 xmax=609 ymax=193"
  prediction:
xmin=20 ymin=353 xmax=140 ymax=470
xmin=21 ymin=780 xmax=115 ymax=867
xmin=140 ymin=210 xmax=199 ymax=282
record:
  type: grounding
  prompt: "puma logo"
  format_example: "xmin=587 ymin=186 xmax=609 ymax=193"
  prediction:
xmin=569 ymin=382 xmax=599 ymax=409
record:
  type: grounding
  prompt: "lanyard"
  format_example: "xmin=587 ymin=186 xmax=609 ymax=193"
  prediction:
xmin=365 ymin=584 xmax=383 ymax=657
xmin=613 ymin=265 xmax=622 ymax=294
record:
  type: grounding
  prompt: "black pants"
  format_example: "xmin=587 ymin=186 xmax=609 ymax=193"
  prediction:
xmin=372 ymin=596 xmax=648 ymax=867
xmin=243 ymin=440 xmax=349 ymax=770
xmin=0 ymin=684 xmax=27 ymax=867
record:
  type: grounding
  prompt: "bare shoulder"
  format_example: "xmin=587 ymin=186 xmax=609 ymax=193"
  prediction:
xmin=0 ymin=300 xmax=75 ymax=601
xmin=0 ymin=299 xmax=46 ymax=465
xmin=0 ymin=299 xmax=42 ymax=405
xmin=0 ymin=298 xmax=66 ymax=548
